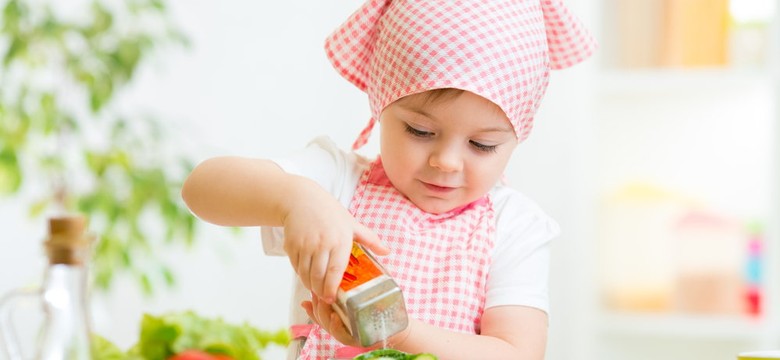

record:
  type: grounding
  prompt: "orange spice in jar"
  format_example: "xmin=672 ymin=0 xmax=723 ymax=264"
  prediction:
xmin=339 ymin=244 xmax=384 ymax=292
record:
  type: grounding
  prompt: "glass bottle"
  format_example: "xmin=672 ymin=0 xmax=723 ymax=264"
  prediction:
xmin=0 ymin=215 xmax=94 ymax=360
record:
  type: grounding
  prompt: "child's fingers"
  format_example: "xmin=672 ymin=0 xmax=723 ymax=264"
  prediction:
xmin=322 ymin=244 xmax=350 ymax=303
xmin=353 ymin=222 xmax=389 ymax=255
xmin=296 ymin=252 xmax=313 ymax=291
xmin=326 ymin=309 xmax=354 ymax=345
xmin=301 ymin=300 xmax=315 ymax=323
xmin=315 ymin=292 xmax=334 ymax=330
xmin=329 ymin=312 xmax=351 ymax=339
xmin=305 ymin=295 xmax=353 ymax=345
xmin=306 ymin=293 xmax=336 ymax=331
xmin=309 ymin=251 xmax=332 ymax=302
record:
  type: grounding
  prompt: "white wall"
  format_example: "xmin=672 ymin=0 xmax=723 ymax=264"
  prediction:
xmin=0 ymin=1 xmax=594 ymax=358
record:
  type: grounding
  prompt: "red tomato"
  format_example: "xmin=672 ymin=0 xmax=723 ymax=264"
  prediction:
xmin=168 ymin=350 xmax=233 ymax=360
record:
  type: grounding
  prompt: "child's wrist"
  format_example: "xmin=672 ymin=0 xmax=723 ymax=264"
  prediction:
xmin=280 ymin=175 xmax=327 ymax=220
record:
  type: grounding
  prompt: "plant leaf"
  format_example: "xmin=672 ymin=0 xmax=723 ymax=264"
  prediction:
xmin=0 ymin=147 xmax=22 ymax=194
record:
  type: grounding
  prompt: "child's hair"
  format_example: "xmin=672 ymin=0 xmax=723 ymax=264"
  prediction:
xmin=417 ymin=88 xmax=465 ymax=105
xmin=392 ymin=88 xmax=508 ymax=121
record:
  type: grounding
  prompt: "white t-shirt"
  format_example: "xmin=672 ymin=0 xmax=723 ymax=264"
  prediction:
xmin=261 ymin=136 xmax=559 ymax=327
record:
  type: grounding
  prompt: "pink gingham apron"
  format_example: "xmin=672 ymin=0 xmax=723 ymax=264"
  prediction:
xmin=298 ymin=158 xmax=496 ymax=359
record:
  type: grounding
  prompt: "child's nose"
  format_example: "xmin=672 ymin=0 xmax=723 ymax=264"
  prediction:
xmin=428 ymin=143 xmax=463 ymax=172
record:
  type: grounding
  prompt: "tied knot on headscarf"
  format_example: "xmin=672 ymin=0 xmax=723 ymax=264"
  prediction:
xmin=324 ymin=0 xmax=597 ymax=150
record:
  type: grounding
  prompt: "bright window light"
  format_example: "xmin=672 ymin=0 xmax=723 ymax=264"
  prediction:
xmin=730 ymin=0 xmax=777 ymax=23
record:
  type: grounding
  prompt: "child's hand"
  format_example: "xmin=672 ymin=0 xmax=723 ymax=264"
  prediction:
xmin=282 ymin=187 xmax=388 ymax=304
xmin=301 ymin=293 xmax=358 ymax=346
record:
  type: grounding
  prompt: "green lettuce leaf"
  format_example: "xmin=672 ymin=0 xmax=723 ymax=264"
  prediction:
xmin=95 ymin=311 xmax=290 ymax=360
xmin=92 ymin=334 xmax=129 ymax=360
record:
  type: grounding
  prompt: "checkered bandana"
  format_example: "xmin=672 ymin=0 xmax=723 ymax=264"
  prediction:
xmin=324 ymin=0 xmax=597 ymax=149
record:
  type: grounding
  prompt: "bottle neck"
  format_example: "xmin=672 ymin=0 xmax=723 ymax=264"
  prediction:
xmin=36 ymin=264 xmax=93 ymax=360
xmin=43 ymin=264 xmax=88 ymax=311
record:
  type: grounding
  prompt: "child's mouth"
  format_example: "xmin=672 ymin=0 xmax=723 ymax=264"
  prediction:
xmin=422 ymin=182 xmax=456 ymax=193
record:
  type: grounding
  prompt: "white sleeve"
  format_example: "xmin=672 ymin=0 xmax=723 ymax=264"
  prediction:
xmin=260 ymin=136 xmax=367 ymax=256
xmin=485 ymin=186 xmax=560 ymax=314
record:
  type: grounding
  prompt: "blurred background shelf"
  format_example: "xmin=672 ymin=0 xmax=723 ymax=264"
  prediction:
xmin=578 ymin=0 xmax=780 ymax=358
xmin=599 ymin=312 xmax=772 ymax=340
xmin=597 ymin=69 xmax=777 ymax=95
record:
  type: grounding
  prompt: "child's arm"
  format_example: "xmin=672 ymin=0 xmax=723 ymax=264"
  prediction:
xmin=181 ymin=156 xmax=388 ymax=303
xmin=305 ymin=299 xmax=547 ymax=359
xmin=402 ymin=306 xmax=547 ymax=360
xmin=394 ymin=305 xmax=547 ymax=359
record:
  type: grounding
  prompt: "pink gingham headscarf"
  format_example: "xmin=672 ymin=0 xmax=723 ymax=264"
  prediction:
xmin=324 ymin=0 xmax=597 ymax=150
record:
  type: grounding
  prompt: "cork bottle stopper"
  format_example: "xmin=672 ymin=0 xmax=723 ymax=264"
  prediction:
xmin=45 ymin=215 xmax=91 ymax=265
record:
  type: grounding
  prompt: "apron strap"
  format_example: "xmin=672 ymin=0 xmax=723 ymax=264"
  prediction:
xmin=335 ymin=346 xmax=372 ymax=358
xmin=290 ymin=324 xmax=373 ymax=357
xmin=290 ymin=324 xmax=313 ymax=339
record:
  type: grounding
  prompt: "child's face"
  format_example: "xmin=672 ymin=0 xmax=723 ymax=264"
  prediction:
xmin=379 ymin=90 xmax=518 ymax=214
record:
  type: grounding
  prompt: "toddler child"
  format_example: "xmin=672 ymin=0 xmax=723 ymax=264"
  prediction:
xmin=182 ymin=0 xmax=596 ymax=359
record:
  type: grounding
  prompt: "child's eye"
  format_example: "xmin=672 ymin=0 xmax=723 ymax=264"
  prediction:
xmin=470 ymin=140 xmax=498 ymax=153
xmin=404 ymin=124 xmax=433 ymax=138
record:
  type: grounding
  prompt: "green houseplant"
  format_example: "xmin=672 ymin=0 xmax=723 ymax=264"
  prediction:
xmin=0 ymin=0 xmax=198 ymax=295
